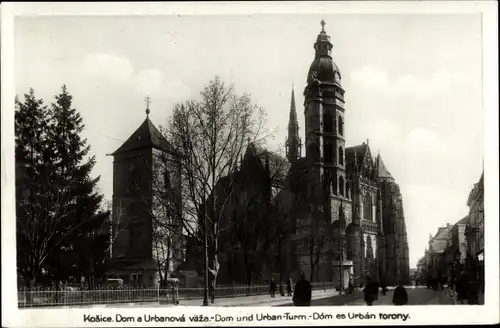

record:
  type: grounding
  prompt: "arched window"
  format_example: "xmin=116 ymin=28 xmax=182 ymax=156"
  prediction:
xmin=339 ymin=176 xmax=345 ymax=196
xmin=363 ymin=193 xmax=372 ymax=221
xmin=366 ymin=235 xmax=374 ymax=259
xmin=338 ymin=116 xmax=344 ymax=136
xmin=324 ymin=115 xmax=333 ymax=133
xmin=324 ymin=144 xmax=333 ymax=163
xmin=338 ymin=146 xmax=344 ymax=166
xmin=346 ymin=182 xmax=350 ymax=199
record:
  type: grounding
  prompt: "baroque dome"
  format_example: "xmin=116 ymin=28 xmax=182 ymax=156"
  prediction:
xmin=307 ymin=57 xmax=341 ymax=85
xmin=306 ymin=20 xmax=341 ymax=85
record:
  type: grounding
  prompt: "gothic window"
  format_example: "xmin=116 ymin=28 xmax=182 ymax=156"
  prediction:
xmin=339 ymin=176 xmax=345 ymax=197
xmin=338 ymin=116 xmax=344 ymax=136
xmin=324 ymin=115 xmax=333 ymax=133
xmin=338 ymin=146 xmax=344 ymax=166
xmin=346 ymin=182 xmax=350 ymax=199
xmin=366 ymin=235 xmax=374 ymax=259
xmin=324 ymin=143 xmax=333 ymax=163
xmin=363 ymin=193 xmax=372 ymax=221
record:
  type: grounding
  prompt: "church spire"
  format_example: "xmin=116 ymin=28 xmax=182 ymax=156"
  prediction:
xmin=286 ymin=86 xmax=301 ymax=162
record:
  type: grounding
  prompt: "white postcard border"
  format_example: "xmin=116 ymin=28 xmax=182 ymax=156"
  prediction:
xmin=2 ymin=1 xmax=498 ymax=327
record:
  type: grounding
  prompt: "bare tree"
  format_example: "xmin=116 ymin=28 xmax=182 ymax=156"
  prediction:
xmin=149 ymin=77 xmax=271 ymax=305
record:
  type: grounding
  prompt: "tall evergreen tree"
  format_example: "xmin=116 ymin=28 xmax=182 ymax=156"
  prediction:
xmin=15 ymin=86 xmax=109 ymax=288
xmin=47 ymin=85 xmax=109 ymax=285
xmin=15 ymin=89 xmax=52 ymax=287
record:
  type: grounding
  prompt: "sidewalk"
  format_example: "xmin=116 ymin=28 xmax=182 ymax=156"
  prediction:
xmin=177 ymin=289 xmax=340 ymax=307
xmin=27 ymin=289 xmax=343 ymax=309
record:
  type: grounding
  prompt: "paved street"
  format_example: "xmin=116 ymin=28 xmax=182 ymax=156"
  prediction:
xmin=300 ymin=286 xmax=455 ymax=306
xmin=178 ymin=289 xmax=339 ymax=307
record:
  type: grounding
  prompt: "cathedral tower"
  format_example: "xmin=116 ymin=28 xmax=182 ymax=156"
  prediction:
xmin=286 ymin=87 xmax=301 ymax=163
xmin=304 ymin=21 xmax=348 ymax=219
xmin=304 ymin=21 xmax=346 ymax=198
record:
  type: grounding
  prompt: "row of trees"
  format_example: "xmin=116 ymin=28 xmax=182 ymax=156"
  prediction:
xmin=15 ymin=86 xmax=110 ymax=288
xmin=15 ymin=77 xmax=337 ymax=301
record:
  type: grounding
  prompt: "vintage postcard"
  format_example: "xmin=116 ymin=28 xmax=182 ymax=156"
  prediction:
xmin=1 ymin=1 xmax=498 ymax=327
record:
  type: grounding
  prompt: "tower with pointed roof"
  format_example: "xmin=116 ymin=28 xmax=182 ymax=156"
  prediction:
xmin=286 ymin=87 xmax=301 ymax=163
xmin=106 ymin=103 xmax=183 ymax=286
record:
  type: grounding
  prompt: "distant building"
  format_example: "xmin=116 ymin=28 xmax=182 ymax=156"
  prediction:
xmin=464 ymin=171 xmax=484 ymax=290
xmin=426 ymin=224 xmax=453 ymax=278
xmin=465 ymin=172 xmax=484 ymax=264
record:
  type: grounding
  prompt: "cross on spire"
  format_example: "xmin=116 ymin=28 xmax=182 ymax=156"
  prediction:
xmin=145 ymin=96 xmax=151 ymax=117
xmin=321 ymin=20 xmax=326 ymax=32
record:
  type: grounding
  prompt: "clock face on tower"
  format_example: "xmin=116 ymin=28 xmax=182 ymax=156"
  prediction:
xmin=334 ymin=72 xmax=341 ymax=83
xmin=311 ymin=71 xmax=318 ymax=80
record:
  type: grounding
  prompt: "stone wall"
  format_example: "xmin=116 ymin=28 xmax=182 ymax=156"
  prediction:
xmin=378 ymin=180 xmax=410 ymax=284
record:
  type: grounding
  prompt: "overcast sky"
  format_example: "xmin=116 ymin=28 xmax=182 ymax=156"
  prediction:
xmin=14 ymin=14 xmax=483 ymax=268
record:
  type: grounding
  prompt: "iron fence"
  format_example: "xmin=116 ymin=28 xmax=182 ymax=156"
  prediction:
xmin=18 ymin=286 xmax=175 ymax=308
xmin=18 ymin=281 xmax=337 ymax=308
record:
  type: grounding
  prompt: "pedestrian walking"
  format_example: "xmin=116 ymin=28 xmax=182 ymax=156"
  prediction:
xmin=380 ymin=282 xmax=388 ymax=295
xmin=467 ymin=275 xmax=480 ymax=305
xmin=392 ymin=281 xmax=408 ymax=306
xmin=363 ymin=277 xmax=379 ymax=306
xmin=456 ymin=272 xmax=468 ymax=304
xmin=293 ymin=272 xmax=312 ymax=306
xmin=286 ymin=276 xmax=293 ymax=296
xmin=269 ymin=277 xmax=277 ymax=298
xmin=348 ymin=279 xmax=354 ymax=294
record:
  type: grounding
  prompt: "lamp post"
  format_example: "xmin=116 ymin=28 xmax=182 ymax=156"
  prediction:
xmin=339 ymin=219 xmax=346 ymax=294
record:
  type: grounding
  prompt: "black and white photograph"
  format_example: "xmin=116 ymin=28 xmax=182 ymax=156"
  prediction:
xmin=1 ymin=2 xmax=498 ymax=327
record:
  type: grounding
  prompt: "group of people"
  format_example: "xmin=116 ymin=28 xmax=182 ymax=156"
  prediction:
xmin=267 ymin=273 xmax=313 ymax=306
xmin=269 ymin=274 xmax=412 ymax=306
xmin=363 ymin=278 xmax=409 ymax=306
xmin=422 ymin=271 xmax=482 ymax=305
xmin=452 ymin=271 xmax=483 ymax=305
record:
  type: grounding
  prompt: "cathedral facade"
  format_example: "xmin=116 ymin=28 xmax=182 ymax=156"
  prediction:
xmin=279 ymin=21 xmax=410 ymax=287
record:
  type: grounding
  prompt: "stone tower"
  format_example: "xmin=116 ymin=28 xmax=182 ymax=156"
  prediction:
xmin=107 ymin=107 xmax=175 ymax=286
xmin=286 ymin=87 xmax=301 ymax=163
xmin=301 ymin=20 xmax=352 ymax=285
xmin=303 ymin=20 xmax=348 ymax=213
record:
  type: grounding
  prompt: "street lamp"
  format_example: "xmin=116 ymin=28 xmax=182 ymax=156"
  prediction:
xmin=338 ymin=203 xmax=346 ymax=295
xmin=339 ymin=228 xmax=346 ymax=294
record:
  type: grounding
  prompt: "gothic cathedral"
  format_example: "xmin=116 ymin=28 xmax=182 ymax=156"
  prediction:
xmin=282 ymin=21 xmax=410 ymax=287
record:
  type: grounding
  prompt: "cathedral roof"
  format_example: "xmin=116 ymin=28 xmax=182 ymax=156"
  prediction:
xmin=247 ymin=143 xmax=290 ymax=185
xmin=345 ymin=143 xmax=368 ymax=170
xmin=112 ymin=117 xmax=172 ymax=155
xmin=375 ymin=153 xmax=394 ymax=181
